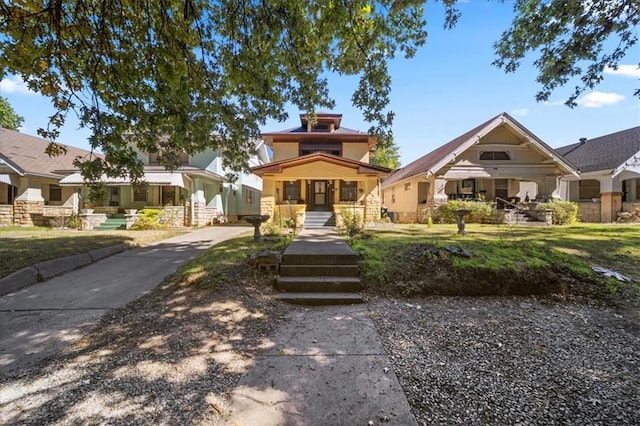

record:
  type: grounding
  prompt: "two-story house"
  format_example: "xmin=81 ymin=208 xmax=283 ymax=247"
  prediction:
xmin=59 ymin=138 xmax=270 ymax=226
xmin=252 ymin=112 xmax=391 ymax=227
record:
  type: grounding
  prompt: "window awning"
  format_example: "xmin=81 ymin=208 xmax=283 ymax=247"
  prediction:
xmin=0 ymin=174 xmax=13 ymax=185
xmin=59 ymin=172 xmax=187 ymax=188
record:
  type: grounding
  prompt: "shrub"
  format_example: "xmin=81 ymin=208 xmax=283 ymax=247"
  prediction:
xmin=434 ymin=200 xmax=493 ymax=224
xmin=338 ymin=209 xmax=364 ymax=240
xmin=539 ymin=200 xmax=578 ymax=225
xmin=130 ymin=209 xmax=168 ymax=230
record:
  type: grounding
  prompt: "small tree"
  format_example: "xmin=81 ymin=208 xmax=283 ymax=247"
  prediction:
xmin=0 ymin=96 xmax=24 ymax=130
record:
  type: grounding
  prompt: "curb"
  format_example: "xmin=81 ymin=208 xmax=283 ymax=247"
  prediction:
xmin=0 ymin=243 xmax=133 ymax=297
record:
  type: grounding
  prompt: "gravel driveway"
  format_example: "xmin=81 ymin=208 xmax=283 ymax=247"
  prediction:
xmin=1 ymin=274 xmax=638 ymax=424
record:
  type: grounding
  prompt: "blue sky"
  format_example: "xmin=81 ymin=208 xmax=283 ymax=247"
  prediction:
xmin=2 ymin=1 xmax=639 ymax=166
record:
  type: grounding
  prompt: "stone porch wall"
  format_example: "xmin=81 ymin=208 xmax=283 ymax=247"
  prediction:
xmin=13 ymin=200 xmax=45 ymax=226
xmin=577 ymin=201 xmax=601 ymax=223
xmin=0 ymin=205 xmax=13 ymax=226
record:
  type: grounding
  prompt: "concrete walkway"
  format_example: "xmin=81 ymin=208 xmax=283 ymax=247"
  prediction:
xmin=224 ymin=228 xmax=417 ymax=424
xmin=224 ymin=304 xmax=417 ymax=425
xmin=0 ymin=226 xmax=250 ymax=378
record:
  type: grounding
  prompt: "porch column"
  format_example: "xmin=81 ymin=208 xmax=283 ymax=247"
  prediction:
xmin=600 ymin=192 xmax=623 ymax=223
xmin=14 ymin=188 xmax=45 ymax=226
xmin=192 ymin=189 xmax=207 ymax=226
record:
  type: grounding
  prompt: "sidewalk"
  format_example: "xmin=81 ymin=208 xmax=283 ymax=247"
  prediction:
xmin=0 ymin=226 xmax=250 ymax=378
xmin=224 ymin=304 xmax=418 ymax=425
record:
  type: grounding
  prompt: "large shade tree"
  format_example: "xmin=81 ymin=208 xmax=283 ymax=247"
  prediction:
xmin=1 ymin=1 xmax=638 ymax=180
xmin=0 ymin=0 xmax=427 ymax=178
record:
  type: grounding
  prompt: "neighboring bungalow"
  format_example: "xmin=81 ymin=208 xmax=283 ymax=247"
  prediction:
xmin=381 ymin=113 xmax=579 ymax=223
xmin=556 ymin=127 xmax=640 ymax=223
xmin=0 ymin=128 xmax=93 ymax=226
xmin=252 ymin=113 xmax=390 ymax=227
xmin=59 ymin=138 xmax=271 ymax=226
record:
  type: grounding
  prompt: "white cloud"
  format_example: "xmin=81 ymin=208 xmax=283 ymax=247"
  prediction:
xmin=0 ymin=75 xmax=35 ymax=95
xmin=576 ymin=91 xmax=625 ymax=108
xmin=510 ymin=108 xmax=529 ymax=117
xmin=543 ymin=100 xmax=565 ymax=107
xmin=604 ymin=65 xmax=640 ymax=78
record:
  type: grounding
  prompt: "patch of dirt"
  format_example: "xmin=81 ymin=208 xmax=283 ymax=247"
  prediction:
xmin=364 ymin=243 xmax=612 ymax=300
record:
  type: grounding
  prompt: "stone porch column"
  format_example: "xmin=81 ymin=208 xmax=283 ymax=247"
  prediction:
xmin=600 ymin=192 xmax=623 ymax=223
xmin=14 ymin=188 xmax=45 ymax=226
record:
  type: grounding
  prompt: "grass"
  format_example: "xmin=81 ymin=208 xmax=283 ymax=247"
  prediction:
xmin=351 ymin=223 xmax=640 ymax=299
xmin=0 ymin=226 xmax=186 ymax=279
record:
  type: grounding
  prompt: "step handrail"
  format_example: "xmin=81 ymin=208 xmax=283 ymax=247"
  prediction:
xmin=495 ymin=197 xmax=527 ymax=224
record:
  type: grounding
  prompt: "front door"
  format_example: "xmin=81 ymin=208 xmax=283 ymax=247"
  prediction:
xmin=311 ymin=180 xmax=328 ymax=211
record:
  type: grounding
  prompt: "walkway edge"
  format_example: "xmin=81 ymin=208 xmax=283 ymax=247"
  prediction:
xmin=0 ymin=243 xmax=134 ymax=297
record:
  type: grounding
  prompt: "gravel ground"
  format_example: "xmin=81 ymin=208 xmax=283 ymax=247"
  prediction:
xmin=369 ymin=295 xmax=640 ymax=425
xmin=1 ymin=272 xmax=639 ymax=424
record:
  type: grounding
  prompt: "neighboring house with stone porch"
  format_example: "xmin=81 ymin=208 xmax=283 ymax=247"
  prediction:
xmin=59 ymin=139 xmax=270 ymax=227
xmin=556 ymin=126 xmax=640 ymax=223
xmin=0 ymin=128 xmax=94 ymax=226
xmin=381 ymin=112 xmax=579 ymax=223
xmin=252 ymin=112 xmax=391 ymax=228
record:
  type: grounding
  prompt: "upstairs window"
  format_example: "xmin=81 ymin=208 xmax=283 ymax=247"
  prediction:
xmin=479 ymin=151 xmax=511 ymax=161
xmin=299 ymin=142 xmax=341 ymax=157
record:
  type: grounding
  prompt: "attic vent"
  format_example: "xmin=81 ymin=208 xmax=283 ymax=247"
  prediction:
xmin=479 ymin=151 xmax=511 ymax=161
xmin=579 ymin=137 xmax=587 ymax=144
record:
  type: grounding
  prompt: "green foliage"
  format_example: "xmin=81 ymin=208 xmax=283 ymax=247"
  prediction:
xmin=539 ymin=200 xmax=579 ymax=225
xmin=131 ymin=209 xmax=168 ymax=230
xmin=491 ymin=0 xmax=640 ymax=105
xmin=370 ymin=144 xmax=400 ymax=169
xmin=338 ymin=209 xmax=365 ymax=241
xmin=434 ymin=200 xmax=493 ymax=224
xmin=66 ymin=214 xmax=81 ymax=229
xmin=0 ymin=96 xmax=24 ymax=130
xmin=0 ymin=2 xmax=426 ymax=180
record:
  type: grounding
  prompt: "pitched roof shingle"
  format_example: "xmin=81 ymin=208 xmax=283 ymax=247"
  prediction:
xmin=0 ymin=128 xmax=96 ymax=178
xmin=555 ymin=127 xmax=640 ymax=173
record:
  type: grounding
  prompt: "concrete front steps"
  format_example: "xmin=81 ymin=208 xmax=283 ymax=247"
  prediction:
xmin=274 ymin=229 xmax=363 ymax=305
xmin=304 ymin=211 xmax=336 ymax=228
xmin=95 ymin=215 xmax=126 ymax=230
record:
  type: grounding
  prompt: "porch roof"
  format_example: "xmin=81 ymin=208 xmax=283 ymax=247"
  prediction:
xmin=382 ymin=112 xmax=579 ymax=187
xmin=250 ymin=152 xmax=391 ymax=177
xmin=59 ymin=172 xmax=188 ymax=188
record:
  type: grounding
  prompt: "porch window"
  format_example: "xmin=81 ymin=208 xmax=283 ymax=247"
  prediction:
xmin=244 ymin=188 xmax=256 ymax=205
xmin=340 ymin=180 xmax=357 ymax=201
xmin=133 ymin=186 xmax=147 ymax=202
xmin=479 ymin=151 xmax=511 ymax=160
xmin=161 ymin=186 xmax=176 ymax=205
xmin=461 ymin=179 xmax=476 ymax=194
xmin=579 ymin=179 xmax=600 ymax=200
xmin=284 ymin=181 xmax=300 ymax=202
xmin=49 ymin=184 xmax=62 ymax=202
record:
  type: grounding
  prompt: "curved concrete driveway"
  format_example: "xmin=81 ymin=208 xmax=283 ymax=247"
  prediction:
xmin=0 ymin=226 xmax=250 ymax=379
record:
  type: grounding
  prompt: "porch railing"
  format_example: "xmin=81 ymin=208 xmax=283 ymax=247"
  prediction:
xmin=495 ymin=197 xmax=526 ymax=225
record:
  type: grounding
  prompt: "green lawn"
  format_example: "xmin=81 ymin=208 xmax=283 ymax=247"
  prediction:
xmin=0 ymin=227 xmax=186 ymax=279
xmin=351 ymin=223 xmax=640 ymax=298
